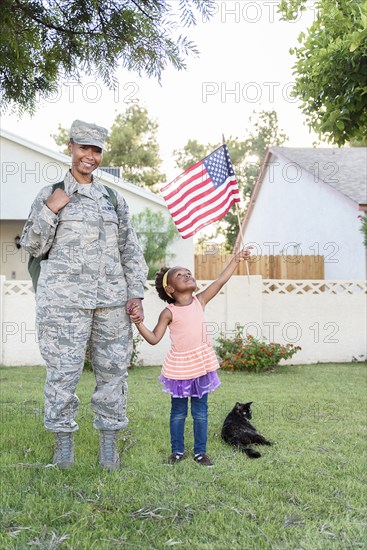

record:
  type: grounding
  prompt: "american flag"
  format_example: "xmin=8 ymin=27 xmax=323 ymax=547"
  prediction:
xmin=160 ymin=144 xmax=241 ymax=239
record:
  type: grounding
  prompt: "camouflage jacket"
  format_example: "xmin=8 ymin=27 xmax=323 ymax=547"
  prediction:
xmin=20 ymin=171 xmax=148 ymax=308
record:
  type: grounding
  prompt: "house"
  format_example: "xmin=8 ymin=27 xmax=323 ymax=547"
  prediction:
xmin=235 ymin=147 xmax=367 ymax=279
xmin=0 ymin=128 xmax=193 ymax=280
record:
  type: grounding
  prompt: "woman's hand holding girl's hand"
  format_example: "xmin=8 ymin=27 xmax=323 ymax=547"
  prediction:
xmin=126 ymin=301 xmax=143 ymax=325
xmin=235 ymin=246 xmax=253 ymax=263
xmin=129 ymin=306 xmax=143 ymax=325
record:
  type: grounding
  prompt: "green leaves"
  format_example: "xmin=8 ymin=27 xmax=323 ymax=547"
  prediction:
xmin=131 ymin=208 xmax=179 ymax=279
xmin=0 ymin=0 xmax=216 ymax=113
xmin=359 ymin=214 xmax=367 ymax=248
xmin=349 ymin=30 xmax=367 ymax=52
xmin=279 ymin=0 xmax=367 ymax=146
xmin=103 ymin=105 xmax=166 ymax=190
xmin=215 ymin=327 xmax=301 ymax=373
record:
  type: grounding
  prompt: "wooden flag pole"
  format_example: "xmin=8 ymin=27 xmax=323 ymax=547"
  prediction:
xmin=235 ymin=202 xmax=251 ymax=290
xmin=222 ymin=133 xmax=250 ymax=289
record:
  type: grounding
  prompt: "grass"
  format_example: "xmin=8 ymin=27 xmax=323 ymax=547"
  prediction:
xmin=0 ymin=363 xmax=366 ymax=549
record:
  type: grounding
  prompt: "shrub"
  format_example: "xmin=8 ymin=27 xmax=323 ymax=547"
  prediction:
xmin=358 ymin=214 xmax=367 ymax=248
xmin=215 ymin=326 xmax=301 ymax=373
xmin=130 ymin=333 xmax=143 ymax=369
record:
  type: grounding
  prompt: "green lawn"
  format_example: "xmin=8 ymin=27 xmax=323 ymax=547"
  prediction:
xmin=0 ymin=363 xmax=366 ymax=549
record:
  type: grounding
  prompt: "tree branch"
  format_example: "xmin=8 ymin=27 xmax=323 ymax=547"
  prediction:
xmin=130 ymin=0 xmax=154 ymax=20
xmin=14 ymin=0 xmax=100 ymax=36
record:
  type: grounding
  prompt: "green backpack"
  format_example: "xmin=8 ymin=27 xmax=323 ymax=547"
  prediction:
xmin=28 ymin=182 xmax=118 ymax=291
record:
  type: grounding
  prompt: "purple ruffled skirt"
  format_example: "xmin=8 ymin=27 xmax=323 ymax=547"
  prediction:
xmin=159 ymin=370 xmax=221 ymax=398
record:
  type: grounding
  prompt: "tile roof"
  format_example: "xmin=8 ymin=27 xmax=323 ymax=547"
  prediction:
xmin=270 ymin=147 xmax=367 ymax=205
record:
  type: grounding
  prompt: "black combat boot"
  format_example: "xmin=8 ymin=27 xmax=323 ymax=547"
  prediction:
xmin=53 ymin=432 xmax=74 ymax=469
xmin=99 ymin=430 xmax=120 ymax=471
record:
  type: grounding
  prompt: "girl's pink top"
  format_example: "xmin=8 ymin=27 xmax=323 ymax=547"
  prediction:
xmin=161 ymin=295 xmax=220 ymax=380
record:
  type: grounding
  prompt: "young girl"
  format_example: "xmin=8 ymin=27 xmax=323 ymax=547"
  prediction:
xmin=129 ymin=248 xmax=252 ymax=466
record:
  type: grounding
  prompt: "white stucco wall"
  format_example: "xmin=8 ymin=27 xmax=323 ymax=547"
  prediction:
xmin=243 ymin=155 xmax=366 ymax=279
xmin=0 ymin=220 xmax=30 ymax=279
xmin=2 ymin=277 xmax=366 ymax=367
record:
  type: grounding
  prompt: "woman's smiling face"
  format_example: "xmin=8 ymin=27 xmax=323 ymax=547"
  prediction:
xmin=68 ymin=141 xmax=102 ymax=183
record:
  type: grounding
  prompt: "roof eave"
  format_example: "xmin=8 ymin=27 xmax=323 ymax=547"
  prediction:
xmin=0 ymin=128 xmax=165 ymax=206
xmin=269 ymin=146 xmax=365 ymax=206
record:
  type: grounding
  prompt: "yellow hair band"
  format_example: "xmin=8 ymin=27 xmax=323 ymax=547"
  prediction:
xmin=162 ymin=269 xmax=173 ymax=299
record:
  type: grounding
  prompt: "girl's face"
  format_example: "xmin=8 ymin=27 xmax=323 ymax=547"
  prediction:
xmin=167 ymin=267 xmax=197 ymax=294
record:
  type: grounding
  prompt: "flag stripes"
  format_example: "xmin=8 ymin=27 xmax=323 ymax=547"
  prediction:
xmin=161 ymin=145 xmax=240 ymax=239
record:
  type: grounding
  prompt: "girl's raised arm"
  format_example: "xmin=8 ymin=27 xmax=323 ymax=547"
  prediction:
xmin=131 ymin=307 xmax=172 ymax=345
xmin=196 ymin=247 xmax=252 ymax=307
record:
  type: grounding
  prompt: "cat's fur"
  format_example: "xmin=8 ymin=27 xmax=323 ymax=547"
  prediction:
xmin=221 ymin=401 xmax=272 ymax=458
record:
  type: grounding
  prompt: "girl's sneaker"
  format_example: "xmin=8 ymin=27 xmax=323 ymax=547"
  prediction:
xmin=167 ymin=452 xmax=184 ymax=464
xmin=194 ymin=453 xmax=214 ymax=466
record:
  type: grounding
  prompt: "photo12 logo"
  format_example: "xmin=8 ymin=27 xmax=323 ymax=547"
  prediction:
xmin=202 ymin=81 xmax=297 ymax=104
xmin=36 ymin=80 xmax=140 ymax=105
xmin=203 ymin=1 xmax=318 ymax=24
xmin=197 ymin=240 xmax=341 ymax=265
xmin=203 ymin=321 xmax=340 ymax=345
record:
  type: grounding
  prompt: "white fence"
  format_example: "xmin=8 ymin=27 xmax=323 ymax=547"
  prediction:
xmin=1 ymin=276 xmax=366 ymax=367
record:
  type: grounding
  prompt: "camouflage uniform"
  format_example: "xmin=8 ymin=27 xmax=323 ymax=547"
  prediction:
xmin=21 ymin=170 xmax=148 ymax=432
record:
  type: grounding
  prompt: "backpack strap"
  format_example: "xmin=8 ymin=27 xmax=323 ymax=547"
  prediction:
xmin=52 ymin=181 xmax=117 ymax=210
xmin=103 ymin=185 xmax=118 ymax=210
xmin=52 ymin=181 xmax=65 ymax=192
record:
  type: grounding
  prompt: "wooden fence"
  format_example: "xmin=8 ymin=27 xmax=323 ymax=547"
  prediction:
xmin=194 ymin=255 xmax=324 ymax=280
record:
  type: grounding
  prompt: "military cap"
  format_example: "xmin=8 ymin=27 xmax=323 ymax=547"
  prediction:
xmin=69 ymin=119 xmax=108 ymax=150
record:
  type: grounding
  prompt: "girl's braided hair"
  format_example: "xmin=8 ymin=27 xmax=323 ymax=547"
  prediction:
xmin=155 ymin=266 xmax=176 ymax=304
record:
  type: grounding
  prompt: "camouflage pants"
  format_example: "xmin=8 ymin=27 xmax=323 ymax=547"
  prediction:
xmin=36 ymin=306 xmax=132 ymax=432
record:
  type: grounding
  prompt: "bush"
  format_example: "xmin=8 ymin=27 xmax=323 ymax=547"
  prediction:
xmin=129 ymin=333 xmax=143 ymax=369
xmin=215 ymin=326 xmax=301 ymax=373
xmin=358 ymin=214 xmax=367 ymax=248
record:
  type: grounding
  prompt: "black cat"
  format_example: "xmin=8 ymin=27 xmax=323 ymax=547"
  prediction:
xmin=221 ymin=401 xmax=272 ymax=458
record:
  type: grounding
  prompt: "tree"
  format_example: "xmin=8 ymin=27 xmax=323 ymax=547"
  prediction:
xmin=173 ymin=140 xmax=213 ymax=171
xmin=278 ymin=0 xmax=367 ymax=146
xmin=52 ymin=105 xmax=166 ymax=189
xmin=131 ymin=208 xmax=178 ymax=278
xmin=173 ymin=111 xmax=288 ymax=250
xmin=359 ymin=214 xmax=367 ymax=248
xmin=0 ymin=0 xmax=215 ymax=114
xmin=237 ymin=111 xmax=288 ymax=200
xmin=52 ymin=125 xmax=70 ymax=155
xmin=103 ymin=105 xmax=165 ymax=189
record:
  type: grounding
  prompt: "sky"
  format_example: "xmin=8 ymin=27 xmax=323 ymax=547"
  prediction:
xmin=1 ymin=1 xmax=322 ymax=181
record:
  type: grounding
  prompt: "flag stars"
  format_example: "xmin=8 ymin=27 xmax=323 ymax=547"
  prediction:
xmin=161 ymin=144 xmax=240 ymax=238
xmin=203 ymin=145 xmax=234 ymax=187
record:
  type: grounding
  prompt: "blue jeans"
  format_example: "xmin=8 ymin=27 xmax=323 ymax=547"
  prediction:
xmin=170 ymin=393 xmax=208 ymax=455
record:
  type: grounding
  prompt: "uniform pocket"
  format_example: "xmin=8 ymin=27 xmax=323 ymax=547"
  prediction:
xmin=105 ymin=264 xmax=124 ymax=277
xmin=59 ymin=200 xmax=84 ymax=221
xmin=37 ymin=272 xmax=80 ymax=307
xmin=45 ymin=260 xmax=82 ymax=275
xmin=101 ymin=210 xmax=118 ymax=223
xmin=56 ymin=205 xmax=84 ymax=246
xmin=102 ymin=212 xmax=119 ymax=244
